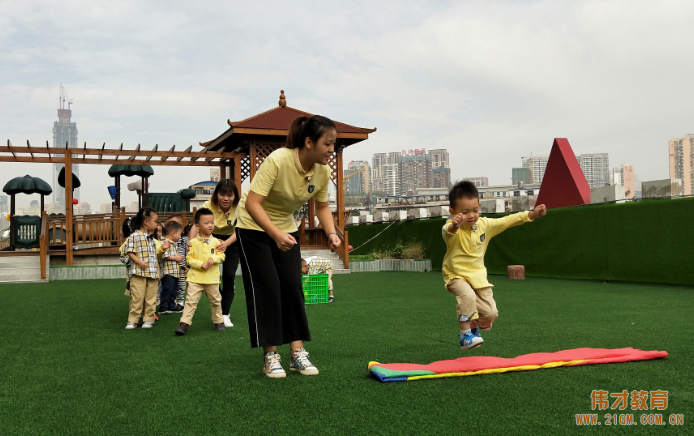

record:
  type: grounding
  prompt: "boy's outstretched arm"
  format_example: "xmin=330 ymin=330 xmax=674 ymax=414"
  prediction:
xmin=529 ymin=204 xmax=547 ymax=220
xmin=447 ymin=213 xmax=465 ymax=234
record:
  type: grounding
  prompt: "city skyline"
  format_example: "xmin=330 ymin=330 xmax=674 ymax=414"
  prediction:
xmin=2 ymin=2 xmax=691 ymax=208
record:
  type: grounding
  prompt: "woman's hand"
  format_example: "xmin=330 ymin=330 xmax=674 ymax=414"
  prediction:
xmin=216 ymin=239 xmax=228 ymax=253
xmin=329 ymin=233 xmax=341 ymax=251
xmin=273 ymin=232 xmax=297 ymax=251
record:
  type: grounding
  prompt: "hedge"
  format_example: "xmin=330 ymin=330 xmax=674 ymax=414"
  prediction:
xmin=346 ymin=197 xmax=694 ymax=286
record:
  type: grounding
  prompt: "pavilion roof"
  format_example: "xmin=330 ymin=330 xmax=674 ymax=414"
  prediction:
xmin=200 ymin=90 xmax=376 ymax=152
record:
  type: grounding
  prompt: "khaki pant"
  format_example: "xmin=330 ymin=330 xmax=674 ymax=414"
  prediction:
xmin=446 ymin=278 xmax=499 ymax=329
xmin=180 ymin=282 xmax=223 ymax=326
xmin=129 ymin=275 xmax=159 ymax=323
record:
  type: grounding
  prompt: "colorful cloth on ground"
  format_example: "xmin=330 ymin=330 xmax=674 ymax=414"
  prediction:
xmin=368 ymin=348 xmax=668 ymax=382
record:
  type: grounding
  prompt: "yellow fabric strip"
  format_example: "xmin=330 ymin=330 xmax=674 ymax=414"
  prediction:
xmin=405 ymin=359 xmax=590 ymax=381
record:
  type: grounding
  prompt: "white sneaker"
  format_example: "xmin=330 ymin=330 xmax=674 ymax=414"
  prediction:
xmin=125 ymin=322 xmax=137 ymax=330
xmin=290 ymin=348 xmax=319 ymax=375
xmin=142 ymin=321 xmax=154 ymax=329
xmin=223 ymin=314 xmax=234 ymax=328
xmin=264 ymin=351 xmax=286 ymax=378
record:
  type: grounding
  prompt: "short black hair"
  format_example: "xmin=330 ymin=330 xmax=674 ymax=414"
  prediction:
xmin=449 ymin=181 xmax=479 ymax=208
xmin=194 ymin=207 xmax=214 ymax=224
xmin=164 ymin=220 xmax=183 ymax=236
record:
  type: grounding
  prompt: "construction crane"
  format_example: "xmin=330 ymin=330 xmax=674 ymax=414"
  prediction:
xmin=60 ymin=84 xmax=73 ymax=110
xmin=343 ymin=166 xmax=367 ymax=197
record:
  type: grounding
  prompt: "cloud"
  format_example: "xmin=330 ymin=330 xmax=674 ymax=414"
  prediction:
xmin=1 ymin=0 xmax=692 ymax=209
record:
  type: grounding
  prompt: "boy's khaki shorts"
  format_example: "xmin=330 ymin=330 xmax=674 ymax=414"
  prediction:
xmin=446 ymin=278 xmax=499 ymax=329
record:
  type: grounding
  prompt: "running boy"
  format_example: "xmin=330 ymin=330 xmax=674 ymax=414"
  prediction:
xmin=158 ymin=221 xmax=185 ymax=314
xmin=443 ymin=181 xmax=546 ymax=349
xmin=301 ymin=257 xmax=335 ymax=303
xmin=175 ymin=208 xmax=226 ymax=335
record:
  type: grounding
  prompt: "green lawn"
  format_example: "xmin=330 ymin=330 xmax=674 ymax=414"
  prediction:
xmin=0 ymin=273 xmax=691 ymax=435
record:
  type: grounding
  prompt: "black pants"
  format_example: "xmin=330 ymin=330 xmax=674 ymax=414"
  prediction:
xmin=160 ymin=274 xmax=178 ymax=311
xmin=213 ymin=233 xmax=240 ymax=316
xmin=236 ymin=228 xmax=310 ymax=348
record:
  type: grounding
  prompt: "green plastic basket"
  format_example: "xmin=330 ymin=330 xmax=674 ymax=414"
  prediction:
xmin=302 ymin=273 xmax=329 ymax=304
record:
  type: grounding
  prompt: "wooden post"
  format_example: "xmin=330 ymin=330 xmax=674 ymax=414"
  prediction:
xmin=343 ymin=230 xmax=349 ymax=268
xmin=336 ymin=150 xmax=345 ymax=230
xmin=115 ymin=176 xmax=121 ymax=209
xmin=234 ymin=154 xmax=243 ymax=194
xmin=308 ymin=198 xmax=316 ymax=230
xmin=9 ymin=193 xmax=15 ymax=249
xmin=142 ymin=176 xmax=149 ymax=208
xmin=39 ymin=235 xmax=46 ymax=280
xmin=40 ymin=195 xmax=44 ymax=215
xmin=299 ymin=218 xmax=306 ymax=246
xmin=65 ymin=149 xmax=74 ymax=265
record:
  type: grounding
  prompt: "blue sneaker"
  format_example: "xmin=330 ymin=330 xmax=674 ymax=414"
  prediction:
xmin=459 ymin=331 xmax=484 ymax=350
xmin=471 ymin=327 xmax=483 ymax=348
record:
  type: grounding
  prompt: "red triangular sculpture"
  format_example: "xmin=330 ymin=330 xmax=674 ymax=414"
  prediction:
xmin=535 ymin=138 xmax=590 ymax=209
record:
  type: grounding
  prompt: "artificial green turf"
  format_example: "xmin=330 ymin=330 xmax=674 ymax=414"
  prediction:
xmin=1 ymin=274 xmax=692 ymax=435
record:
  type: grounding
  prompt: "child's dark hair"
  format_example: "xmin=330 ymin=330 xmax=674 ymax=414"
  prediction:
xmin=132 ymin=207 xmax=157 ymax=232
xmin=286 ymin=115 xmax=337 ymax=150
xmin=194 ymin=207 xmax=214 ymax=224
xmin=449 ymin=181 xmax=479 ymax=208
xmin=211 ymin=179 xmax=240 ymax=209
xmin=122 ymin=216 xmax=133 ymax=238
xmin=183 ymin=223 xmax=193 ymax=236
xmin=167 ymin=213 xmax=183 ymax=222
xmin=164 ymin=221 xmax=183 ymax=236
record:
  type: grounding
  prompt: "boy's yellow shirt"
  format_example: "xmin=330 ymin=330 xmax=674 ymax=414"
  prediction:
xmin=442 ymin=211 xmax=533 ymax=289
xmin=235 ymin=147 xmax=330 ymax=233
xmin=186 ymin=235 xmax=226 ymax=284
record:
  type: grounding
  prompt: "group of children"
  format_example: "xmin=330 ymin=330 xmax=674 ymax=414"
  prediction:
xmin=119 ymin=208 xmax=235 ymax=334
xmin=119 ymin=207 xmax=337 ymax=335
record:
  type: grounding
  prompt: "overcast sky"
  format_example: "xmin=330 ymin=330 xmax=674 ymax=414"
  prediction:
xmin=1 ymin=0 xmax=692 ymax=208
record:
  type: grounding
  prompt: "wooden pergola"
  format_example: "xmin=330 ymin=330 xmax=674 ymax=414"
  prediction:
xmin=0 ymin=90 xmax=376 ymax=268
xmin=201 ymin=90 xmax=376 ymax=260
xmin=0 ymin=141 xmax=237 ymax=265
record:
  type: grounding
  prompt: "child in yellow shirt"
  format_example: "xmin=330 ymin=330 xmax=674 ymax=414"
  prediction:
xmin=175 ymin=208 xmax=226 ymax=336
xmin=443 ymin=181 xmax=546 ymax=349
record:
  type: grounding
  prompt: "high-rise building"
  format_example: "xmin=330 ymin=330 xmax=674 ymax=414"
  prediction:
xmin=578 ymin=153 xmax=610 ymax=188
xmin=512 ymin=168 xmax=532 ymax=185
xmin=521 ymin=155 xmax=549 ymax=184
xmin=347 ymin=161 xmax=370 ymax=194
xmin=462 ymin=177 xmax=489 ymax=187
xmin=0 ymin=195 xmax=8 ymax=230
xmin=432 ymin=167 xmax=451 ymax=189
xmin=382 ymin=163 xmax=400 ymax=196
xmin=669 ymin=135 xmax=694 ymax=196
xmin=430 ymin=149 xmax=451 ymax=189
xmin=612 ymin=164 xmax=635 ymax=199
xmin=400 ymin=149 xmax=432 ymax=195
xmin=210 ymin=168 xmax=221 ymax=182
xmin=52 ymin=85 xmax=79 ymax=208
xmin=344 ymin=168 xmax=365 ymax=194
xmin=372 ymin=152 xmax=401 ymax=194
xmin=429 ymin=149 xmax=450 ymax=169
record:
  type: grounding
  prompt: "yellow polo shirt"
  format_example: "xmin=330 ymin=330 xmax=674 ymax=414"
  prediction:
xmin=442 ymin=212 xmax=533 ymax=289
xmin=235 ymin=147 xmax=330 ymax=233
xmin=186 ymin=235 xmax=226 ymax=284
xmin=201 ymin=200 xmax=236 ymax=236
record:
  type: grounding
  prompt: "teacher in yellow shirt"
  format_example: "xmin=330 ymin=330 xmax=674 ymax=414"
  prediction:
xmin=190 ymin=179 xmax=240 ymax=328
xmin=236 ymin=115 xmax=341 ymax=378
